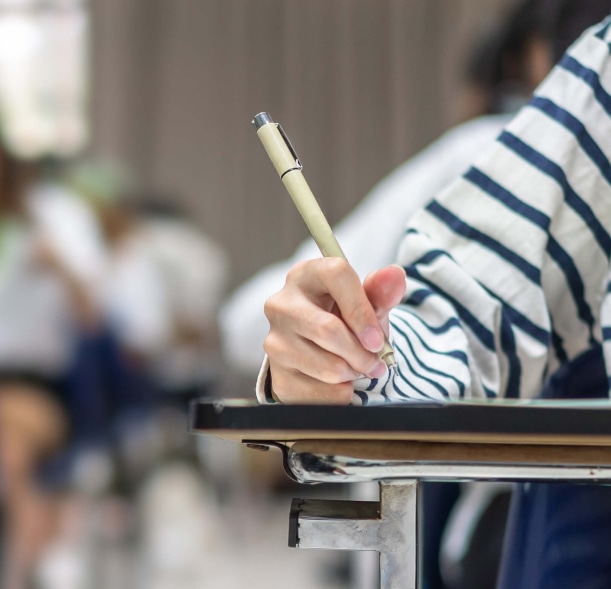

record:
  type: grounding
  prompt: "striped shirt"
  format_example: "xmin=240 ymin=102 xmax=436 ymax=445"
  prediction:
xmin=353 ymin=17 xmax=611 ymax=405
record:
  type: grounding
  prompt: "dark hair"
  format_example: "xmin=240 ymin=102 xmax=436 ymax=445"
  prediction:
xmin=537 ymin=0 xmax=611 ymax=62
xmin=464 ymin=0 xmax=548 ymax=113
xmin=466 ymin=0 xmax=611 ymax=114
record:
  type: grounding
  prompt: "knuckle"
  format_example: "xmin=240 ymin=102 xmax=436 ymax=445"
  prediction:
xmin=286 ymin=259 xmax=311 ymax=282
xmin=263 ymin=293 xmax=284 ymax=321
xmin=262 ymin=297 xmax=275 ymax=321
xmin=320 ymin=257 xmax=350 ymax=279
xmin=263 ymin=332 xmax=283 ymax=358
xmin=314 ymin=312 xmax=340 ymax=340
xmin=319 ymin=359 xmax=345 ymax=384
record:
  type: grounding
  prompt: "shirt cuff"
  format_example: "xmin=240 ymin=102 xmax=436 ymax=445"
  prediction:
xmin=255 ymin=354 xmax=278 ymax=404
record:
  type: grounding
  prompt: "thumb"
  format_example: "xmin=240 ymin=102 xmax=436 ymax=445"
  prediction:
xmin=363 ymin=265 xmax=406 ymax=327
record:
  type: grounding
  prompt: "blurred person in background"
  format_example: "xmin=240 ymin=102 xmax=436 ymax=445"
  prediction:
xmin=63 ymin=161 xmax=171 ymax=420
xmin=0 ymin=150 xmax=227 ymax=588
xmin=0 ymin=146 xmax=106 ymax=588
xmin=64 ymin=163 xmax=229 ymax=436
xmin=127 ymin=196 xmax=229 ymax=403
xmin=125 ymin=197 xmax=229 ymax=589
xmin=62 ymin=161 xmax=231 ymax=586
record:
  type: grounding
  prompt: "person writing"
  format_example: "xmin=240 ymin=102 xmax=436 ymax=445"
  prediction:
xmin=257 ymin=12 xmax=611 ymax=407
xmin=255 ymin=11 xmax=611 ymax=589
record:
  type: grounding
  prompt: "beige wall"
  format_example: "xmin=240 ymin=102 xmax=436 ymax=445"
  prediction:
xmin=89 ymin=0 xmax=516 ymax=289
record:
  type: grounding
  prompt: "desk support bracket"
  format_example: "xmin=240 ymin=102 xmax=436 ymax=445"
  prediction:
xmin=289 ymin=481 xmax=419 ymax=589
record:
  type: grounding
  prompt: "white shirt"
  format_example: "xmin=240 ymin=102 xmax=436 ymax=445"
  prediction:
xmin=0 ymin=183 xmax=104 ymax=375
xmin=132 ymin=217 xmax=229 ymax=387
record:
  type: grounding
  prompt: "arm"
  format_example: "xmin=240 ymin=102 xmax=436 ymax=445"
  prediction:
xmin=259 ymin=17 xmax=611 ymax=405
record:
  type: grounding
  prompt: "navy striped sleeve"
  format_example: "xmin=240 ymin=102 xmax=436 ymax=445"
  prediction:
xmin=354 ymin=17 xmax=611 ymax=405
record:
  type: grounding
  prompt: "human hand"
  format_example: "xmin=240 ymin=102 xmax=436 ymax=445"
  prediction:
xmin=263 ymin=258 xmax=406 ymax=404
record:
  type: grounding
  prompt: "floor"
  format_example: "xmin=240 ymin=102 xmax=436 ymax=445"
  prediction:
xmin=32 ymin=433 xmax=358 ymax=589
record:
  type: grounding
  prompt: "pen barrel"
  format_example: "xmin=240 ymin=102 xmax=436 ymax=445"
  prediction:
xmin=256 ymin=124 xmax=300 ymax=177
xmin=282 ymin=171 xmax=345 ymax=258
xmin=283 ymin=170 xmax=395 ymax=366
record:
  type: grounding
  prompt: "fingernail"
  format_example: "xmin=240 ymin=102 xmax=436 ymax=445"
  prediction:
xmin=368 ymin=360 xmax=387 ymax=379
xmin=361 ymin=327 xmax=384 ymax=353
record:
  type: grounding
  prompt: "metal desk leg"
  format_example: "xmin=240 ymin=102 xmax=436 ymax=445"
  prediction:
xmin=289 ymin=481 xmax=419 ymax=589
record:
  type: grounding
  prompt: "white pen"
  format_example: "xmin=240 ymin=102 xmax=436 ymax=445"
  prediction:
xmin=252 ymin=111 xmax=396 ymax=368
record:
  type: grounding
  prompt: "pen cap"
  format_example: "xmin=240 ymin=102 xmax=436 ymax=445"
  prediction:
xmin=252 ymin=112 xmax=273 ymax=130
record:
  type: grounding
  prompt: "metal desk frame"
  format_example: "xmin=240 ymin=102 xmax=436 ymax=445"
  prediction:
xmin=191 ymin=400 xmax=611 ymax=589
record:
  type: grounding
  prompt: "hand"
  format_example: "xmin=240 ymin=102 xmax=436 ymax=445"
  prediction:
xmin=263 ymin=258 xmax=406 ymax=404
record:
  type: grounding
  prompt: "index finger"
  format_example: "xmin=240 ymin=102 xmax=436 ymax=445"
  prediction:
xmin=303 ymin=257 xmax=386 ymax=354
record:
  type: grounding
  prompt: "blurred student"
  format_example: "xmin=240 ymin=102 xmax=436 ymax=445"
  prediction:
xmin=63 ymin=163 xmax=231 ymax=496
xmin=66 ymin=164 xmax=229 ymax=405
xmin=65 ymin=161 xmax=170 ymax=387
xmin=129 ymin=197 xmax=229 ymax=401
xmin=0 ymin=150 xmax=105 ymax=589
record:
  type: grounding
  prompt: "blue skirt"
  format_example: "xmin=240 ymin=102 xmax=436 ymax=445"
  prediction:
xmin=497 ymin=346 xmax=611 ymax=589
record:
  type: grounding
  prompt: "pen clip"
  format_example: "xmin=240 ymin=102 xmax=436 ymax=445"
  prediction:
xmin=277 ymin=123 xmax=303 ymax=170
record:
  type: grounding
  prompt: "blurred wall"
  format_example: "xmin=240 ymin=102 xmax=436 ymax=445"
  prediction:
xmin=89 ymin=0 xmax=516 ymax=289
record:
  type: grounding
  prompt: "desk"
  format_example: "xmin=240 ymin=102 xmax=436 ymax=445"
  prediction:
xmin=190 ymin=399 xmax=611 ymax=589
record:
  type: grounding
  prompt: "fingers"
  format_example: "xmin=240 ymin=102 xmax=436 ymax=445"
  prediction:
xmin=265 ymin=259 xmax=388 ymax=374
xmin=263 ymin=258 xmax=402 ymax=404
xmin=264 ymin=323 xmax=384 ymax=381
xmin=363 ymin=264 xmax=407 ymax=328
xmin=286 ymin=258 xmax=387 ymax=353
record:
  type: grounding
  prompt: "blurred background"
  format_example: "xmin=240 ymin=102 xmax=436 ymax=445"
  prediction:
xmin=0 ymin=0 xmax=555 ymax=588
xmin=90 ymin=0 xmax=520 ymax=290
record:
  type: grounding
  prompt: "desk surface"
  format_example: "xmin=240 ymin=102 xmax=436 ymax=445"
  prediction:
xmin=190 ymin=398 xmax=611 ymax=446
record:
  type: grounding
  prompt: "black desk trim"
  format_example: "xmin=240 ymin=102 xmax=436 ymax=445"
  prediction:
xmin=190 ymin=398 xmax=611 ymax=438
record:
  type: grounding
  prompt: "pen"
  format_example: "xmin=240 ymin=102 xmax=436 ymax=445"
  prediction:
xmin=252 ymin=111 xmax=396 ymax=368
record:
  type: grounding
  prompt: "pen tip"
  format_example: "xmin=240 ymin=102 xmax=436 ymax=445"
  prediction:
xmin=379 ymin=346 xmax=396 ymax=368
